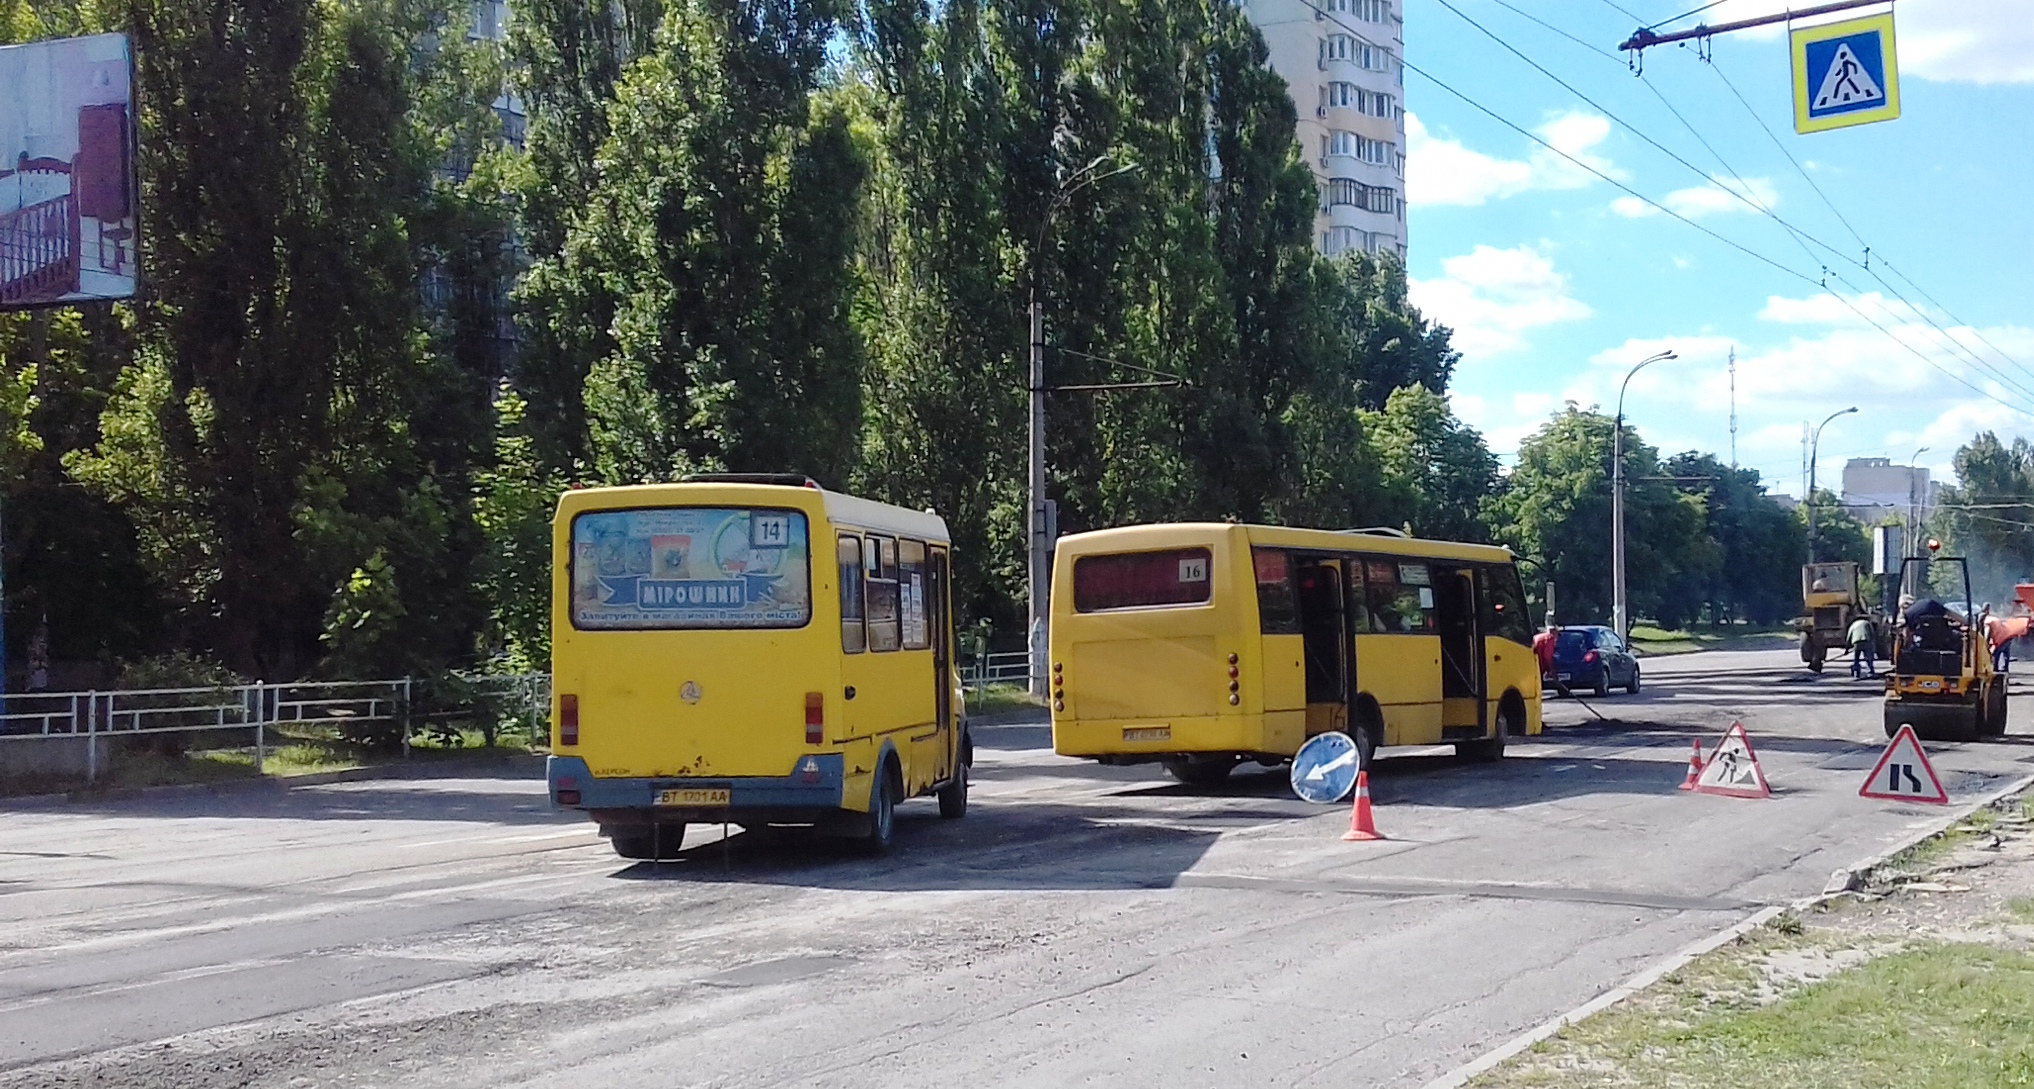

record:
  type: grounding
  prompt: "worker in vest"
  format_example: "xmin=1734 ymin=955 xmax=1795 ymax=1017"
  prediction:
xmin=1847 ymin=614 xmax=1878 ymax=679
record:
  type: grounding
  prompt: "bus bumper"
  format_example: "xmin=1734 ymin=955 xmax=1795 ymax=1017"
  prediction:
xmin=546 ymin=754 xmax=849 ymax=826
xmin=1052 ymin=715 xmax=1264 ymax=759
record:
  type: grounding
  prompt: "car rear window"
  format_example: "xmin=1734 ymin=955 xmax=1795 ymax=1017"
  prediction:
xmin=1556 ymin=631 xmax=1591 ymax=653
xmin=1074 ymin=548 xmax=1213 ymax=612
xmin=570 ymin=507 xmax=812 ymax=630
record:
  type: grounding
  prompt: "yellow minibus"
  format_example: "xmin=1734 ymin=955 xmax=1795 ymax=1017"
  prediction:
xmin=1049 ymin=522 xmax=1541 ymax=783
xmin=546 ymin=475 xmax=967 ymax=858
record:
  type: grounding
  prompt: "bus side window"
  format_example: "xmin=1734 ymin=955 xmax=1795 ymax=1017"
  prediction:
xmin=867 ymin=535 xmax=902 ymax=652
xmin=1253 ymin=548 xmax=1299 ymax=634
xmin=899 ymin=540 xmax=929 ymax=650
xmin=1362 ymin=559 xmax=1395 ymax=633
xmin=839 ymin=535 xmax=866 ymax=653
xmin=1483 ymin=565 xmax=1533 ymax=645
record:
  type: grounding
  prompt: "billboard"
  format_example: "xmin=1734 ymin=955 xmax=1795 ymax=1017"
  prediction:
xmin=0 ymin=32 xmax=135 ymax=309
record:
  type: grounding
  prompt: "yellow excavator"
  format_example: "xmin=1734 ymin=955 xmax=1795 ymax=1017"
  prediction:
xmin=1796 ymin=561 xmax=1885 ymax=673
xmin=1884 ymin=545 xmax=2007 ymax=741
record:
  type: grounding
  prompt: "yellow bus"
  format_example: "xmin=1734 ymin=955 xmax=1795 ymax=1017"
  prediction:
xmin=545 ymin=475 xmax=968 ymax=859
xmin=1049 ymin=522 xmax=1541 ymax=784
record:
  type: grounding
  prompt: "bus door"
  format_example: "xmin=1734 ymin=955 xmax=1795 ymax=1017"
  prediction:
xmin=930 ymin=545 xmax=958 ymax=780
xmin=1433 ymin=564 xmax=1485 ymax=735
xmin=1294 ymin=557 xmax=1350 ymax=736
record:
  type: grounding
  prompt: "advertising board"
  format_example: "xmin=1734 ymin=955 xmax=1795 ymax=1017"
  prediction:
xmin=0 ymin=32 xmax=136 ymax=309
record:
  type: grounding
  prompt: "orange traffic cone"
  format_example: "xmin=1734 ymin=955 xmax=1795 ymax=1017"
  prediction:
xmin=1341 ymin=770 xmax=1385 ymax=841
xmin=1677 ymin=738 xmax=1704 ymax=791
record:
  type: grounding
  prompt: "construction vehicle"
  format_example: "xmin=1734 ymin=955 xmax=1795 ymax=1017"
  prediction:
xmin=1884 ymin=547 xmax=2007 ymax=741
xmin=1795 ymin=561 xmax=1886 ymax=672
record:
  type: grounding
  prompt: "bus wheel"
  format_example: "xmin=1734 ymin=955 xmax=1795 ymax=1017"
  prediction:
xmin=612 ymin=823 xmax=686 ymax=861
xmin=860 ymin=763 xmax=899 ymax=854
xmin=937 ymin=762 xmax=968 ymax=819
xmin=1163 ymin=756 xmax=1235 ymax=788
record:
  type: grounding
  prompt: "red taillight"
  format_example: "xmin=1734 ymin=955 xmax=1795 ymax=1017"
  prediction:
xmin=1584 ymin=651 xmax=1599 ymax=664
xmin=805 ymin=691 xmax=824 ymax=744
xmin=556 ymin=789 xmax=580 ymax=805
xmin=559 ymin=693 xmax=579 ymax=746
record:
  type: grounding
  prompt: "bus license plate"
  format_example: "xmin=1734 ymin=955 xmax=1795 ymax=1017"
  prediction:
xmin=1122 ymin=726 xmax=1171 ymax=743
xmin=656 ymin=788 xmax=730 ymax=807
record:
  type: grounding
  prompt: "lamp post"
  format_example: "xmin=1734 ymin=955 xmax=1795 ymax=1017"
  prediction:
xmin=1611 ymin=349 xmax=1676 ymax=644
xmin=1028 ymin=154 xmax=1137 ymax=696
xmin=1805 ymin=406 xmax=1859 ymax=564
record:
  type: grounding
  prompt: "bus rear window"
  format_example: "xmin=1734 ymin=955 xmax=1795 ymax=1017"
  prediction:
xmin=1074 ymin=548 xmax=1213 ymax=612
xmin=570 ymin=507 xmax=812 ymax=630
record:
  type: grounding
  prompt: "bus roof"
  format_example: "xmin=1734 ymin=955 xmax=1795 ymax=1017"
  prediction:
xmin=1056 ymin=521 xmax=1516 ymax=564
xmin=555 ymin=481 xmax=950 ymax=544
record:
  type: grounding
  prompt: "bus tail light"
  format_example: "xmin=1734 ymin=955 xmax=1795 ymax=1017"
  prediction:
xmin=555 ymin=775 xmax=580 ymax=806
xmin=559 ymin=693 xmax=579 ymax=746
xmin=806 ymin=691 xmax=825 ymax=744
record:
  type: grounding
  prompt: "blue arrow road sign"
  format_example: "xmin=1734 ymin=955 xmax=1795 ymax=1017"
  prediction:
xmin=1291 ymin=731 xmax=1361 ymax=804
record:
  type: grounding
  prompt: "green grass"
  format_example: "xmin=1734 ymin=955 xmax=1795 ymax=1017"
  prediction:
xmin=0 ymin=721 xmax=540 ymax=797
xmin=1479 ymin=942 xmax=2034 ymax=1088
xmin=965 ymin=683 xmax=1045 ymax=717
xmin=1627 ymin=623 xmax=1799 ymax=656
xmin=2009 ymin=899 xmax=2034 ymax=924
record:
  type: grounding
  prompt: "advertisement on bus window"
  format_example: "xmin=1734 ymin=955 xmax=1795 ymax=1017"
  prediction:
xmin=571 ymin=508 xmax=811 ymax=630
xmin=1 ymin=33 xmax=135 ymax=309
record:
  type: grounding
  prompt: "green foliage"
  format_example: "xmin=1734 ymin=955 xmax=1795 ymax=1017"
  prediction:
xmin=1489 ymin=406 xmax=1707 ymax=628
xmin=1361 ymin=384 xmax=1496 ymax=541
xmin=1935 ymin=433 xmax=2034 ymax=604
xmin=473 ymin=388 xmax=563 ymax=671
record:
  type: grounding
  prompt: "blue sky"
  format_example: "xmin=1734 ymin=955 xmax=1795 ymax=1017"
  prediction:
xmin=1398 ymin=0 xmax=2034 ymax=496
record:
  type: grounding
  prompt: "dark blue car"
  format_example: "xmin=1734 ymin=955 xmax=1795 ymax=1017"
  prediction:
xmin=1549 ymin=625 xmax=1641 ymax=698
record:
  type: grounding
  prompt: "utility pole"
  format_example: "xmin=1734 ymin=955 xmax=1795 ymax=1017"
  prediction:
xmin=1027 ymin=155 xmax=1139 ymax=697
xmin=1727 ymin=348 xmax=1737 ymax=471
xmin=1613 ymin=349 xmax=1677 ymax=644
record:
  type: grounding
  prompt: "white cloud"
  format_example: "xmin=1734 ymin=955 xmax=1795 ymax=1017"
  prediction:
xmin=1405 ymin=110 xmax=1622 ymax=208
xmin=1678 ymin=0 xmax=2034 ymax=83
xmin=1409 ymin=244 xmax=1593 ymax=359
xmin=1611 ymin=176 xmax=1779 ymax=219
xmin=1568 ymin=296 xmax=2034 ymax=494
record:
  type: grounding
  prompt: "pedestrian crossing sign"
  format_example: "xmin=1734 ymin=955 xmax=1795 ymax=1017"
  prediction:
xmin=1792 ymin=13 xmax=1899 ymax=134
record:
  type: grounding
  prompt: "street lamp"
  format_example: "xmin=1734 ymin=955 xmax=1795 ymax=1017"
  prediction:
xmin=1805 ymin=406 xmax=1858 ymax=564
xmin=1905 ymin=445 xmax=1929 ymax=578
xmin=1611 ymin=349 xmax=1676 ymax=644
xmin=1028 ymin=154 xmax=1138 ymax=696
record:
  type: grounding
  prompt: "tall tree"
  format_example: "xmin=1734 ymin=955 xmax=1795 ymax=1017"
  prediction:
xmin=1362 ymin=383 xmax=1496 ymax=542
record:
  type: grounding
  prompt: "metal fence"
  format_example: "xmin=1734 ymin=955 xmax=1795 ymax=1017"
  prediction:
xmin=960 ymin=651 xmax=1031 ymax=690
xmin=0 ymin=674 xmax=550 ymax=784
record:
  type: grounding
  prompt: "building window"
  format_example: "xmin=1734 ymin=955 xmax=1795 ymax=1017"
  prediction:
xmin=1326 ymin=178 xmax=1360 ymax=207
xmin=1328 ymin=130 xmax=1357 ymax=157
xmin=1321 ymin=34 xmax=1353 ymax=63
xmin=1322 ymin=226 xmax=1364 ymax=255
xmin=1364 ymin=184 xmax=1397 ymax=214
xmin=1355 ymin=136 xmax=1391 ymax=164
xmin=1328 ymin=81 xmax=1357 ymax=108
xmin=1358 ymin=43 xmax=1393 ymax=70
xmin=1361 ymin=0 xmax=1391 ymax=22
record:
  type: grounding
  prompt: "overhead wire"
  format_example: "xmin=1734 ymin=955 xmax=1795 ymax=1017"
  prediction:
xmin=1645 ymin=0 xmax=1728 ymax=31
xmin=1701 ymin=56 xmax=2034 ymax=395
xmin=1417 ymin=0 xmax=2034 ymax=415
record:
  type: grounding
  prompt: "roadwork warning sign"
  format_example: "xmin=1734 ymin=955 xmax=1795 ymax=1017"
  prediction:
xmin=1693 ymin=722 xmax=1770 ymax=799
xmin=1859 ymin=724 xmax=1949 ymax=805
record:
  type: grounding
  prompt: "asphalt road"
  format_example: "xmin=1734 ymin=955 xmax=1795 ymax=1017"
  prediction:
xmin=6 ymin=648 xmax=2033 ymax=1088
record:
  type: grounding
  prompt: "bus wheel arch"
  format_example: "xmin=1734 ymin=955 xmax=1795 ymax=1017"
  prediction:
xmin=859 ymin=744 xmax=904 ymax=854
xmin=1352 ymin=695 xmax=1384 ymax=770
xmin=1498 ymin=690 xmax=1529 ymax=737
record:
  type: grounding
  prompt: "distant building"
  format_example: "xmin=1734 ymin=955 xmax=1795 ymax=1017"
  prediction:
xmin=1770 ymin=493 xmax=1799 ymax=513
xmin=1240 ymin=0 xmax=1407 ymax=260
xmin=1840 ymin=457 xmax=1936 ymax=526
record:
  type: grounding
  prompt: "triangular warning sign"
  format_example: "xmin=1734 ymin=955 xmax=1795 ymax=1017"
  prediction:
xmin=1859 ymin=724 xmax=1949 ymax=805
xmin=1692 ymin=722 xmax=1770 ymax=799
xmin=1813 ymin=42 xmax=1884 ymax=110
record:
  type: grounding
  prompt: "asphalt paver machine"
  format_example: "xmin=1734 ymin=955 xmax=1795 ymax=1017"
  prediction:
xmin=1884 ymin=548 xmax=2007 ymax=741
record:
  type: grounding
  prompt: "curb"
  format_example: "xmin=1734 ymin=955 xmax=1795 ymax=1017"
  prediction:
xmin=1421 ymin=769 xmax=2034 ymax=1089
xmin=0 ymin=752 xmax=548 ymax=810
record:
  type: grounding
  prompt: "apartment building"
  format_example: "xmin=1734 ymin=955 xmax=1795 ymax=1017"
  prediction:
xmin=1840 ymin=457 xmax=1937 ymax=526
xmin=1240 ymin=0 xmax=1407 ymax=259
